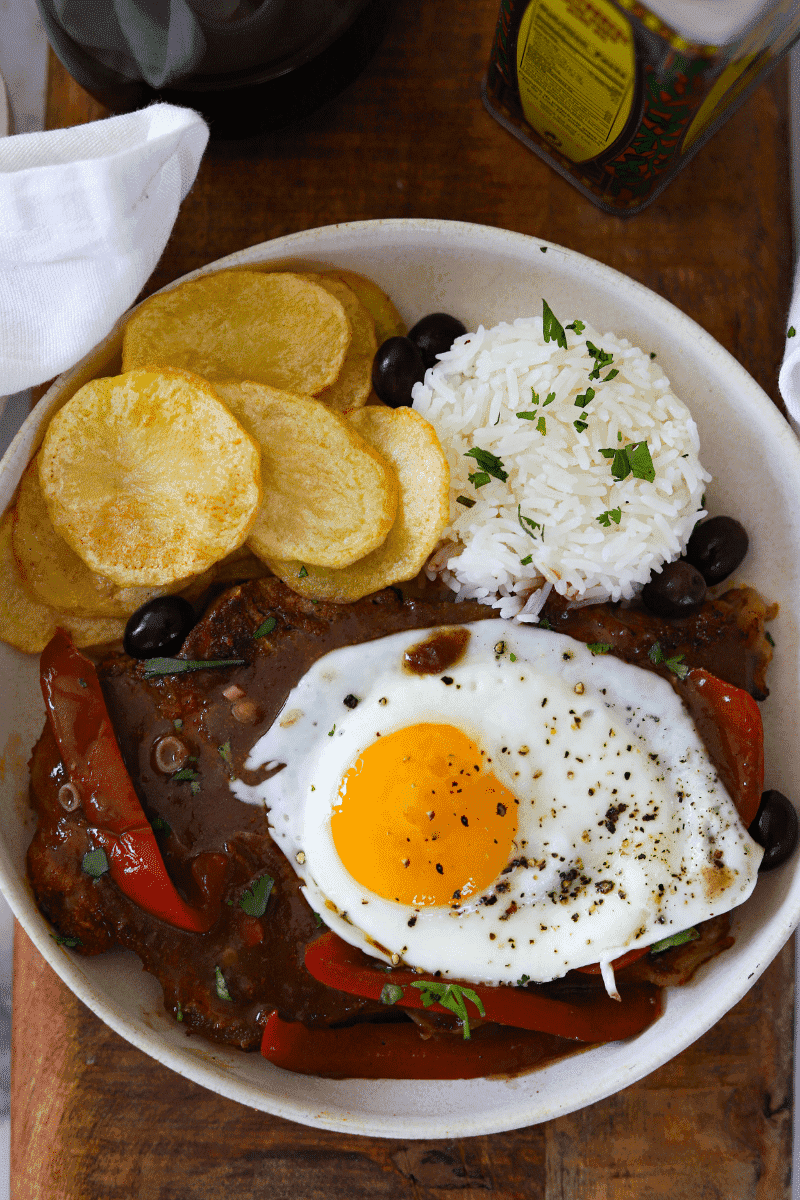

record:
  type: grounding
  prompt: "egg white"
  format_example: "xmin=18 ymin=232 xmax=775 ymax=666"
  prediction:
xmin=231 ymin=620 xmax=762 ymax=985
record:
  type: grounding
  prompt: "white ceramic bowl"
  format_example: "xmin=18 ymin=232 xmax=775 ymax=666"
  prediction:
xmin=2 ymin=219 xmax=799 ymax=1139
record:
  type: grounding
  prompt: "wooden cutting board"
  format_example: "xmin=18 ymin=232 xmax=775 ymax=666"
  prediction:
xmin=12 ymin=0 xmax=796 ymax=1193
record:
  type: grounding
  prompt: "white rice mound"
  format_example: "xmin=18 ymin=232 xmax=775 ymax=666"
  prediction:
xmin=411 ymin=313 xmax=710 ymax=621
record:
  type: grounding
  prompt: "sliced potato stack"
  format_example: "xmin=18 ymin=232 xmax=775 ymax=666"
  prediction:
xmin=122 ymin=270 xmax=352 ymax=396
xmin=38 ymin=368 xmax=262 ymax=587
xmin=214 ymin=381 xmax=397 ymax=568
xmin=264 ymin=407 xmax=450 ymax=603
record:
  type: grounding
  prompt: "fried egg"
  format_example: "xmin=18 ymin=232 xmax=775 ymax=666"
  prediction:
xmin=232 ymin=620 xmax=762 ymax=987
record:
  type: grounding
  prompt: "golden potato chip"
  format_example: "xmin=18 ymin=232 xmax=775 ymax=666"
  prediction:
xmin=214 ymin=380 xmax=397 ymax=569
xmin=0 ymin=512 xmax=125 ymax=654
xmin=12 ymin=456 xmax=173 ymax=617
xmin=122 ymin=270 xmax=351 ymax=395
xmin=322 ymin=269 xmax=407 ymax=343
xmin=264 ymin=407 xmax=449 ymax=602
xmin=303 ymin=275 xmax=377 ymax=413
xmin=38 ymin=369 xmax=262 ymax=588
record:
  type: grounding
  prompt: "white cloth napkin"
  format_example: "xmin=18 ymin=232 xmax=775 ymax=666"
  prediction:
xmin=0 ymin=103 xmax=208 ymax=397
xmin=779 ymin=269 xmax=800 ymax=437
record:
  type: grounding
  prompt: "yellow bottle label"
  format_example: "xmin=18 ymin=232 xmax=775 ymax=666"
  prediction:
xmin=515 ymin=0 xmax=635 ymax=163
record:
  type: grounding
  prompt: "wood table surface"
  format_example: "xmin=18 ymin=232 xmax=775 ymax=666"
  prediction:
xmin=11 ymin=3 xmax=796 ymax=1196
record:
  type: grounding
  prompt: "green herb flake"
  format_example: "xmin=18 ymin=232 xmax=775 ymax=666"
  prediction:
xmin=173 ymin=767 xmax=199 ymax=783
xmin=587 ymin=643 xmax=612 ymax=655
xmin=566 ymin=319 xmax=585 ymax=334
xmin=190 ymin=780 xmax=201 ymax=796
xmin=381 ymin=983 xmax=405 ymax=1006
xmin=574 ymin=386 xmax=595 ymax=409
xmin=410 ymin=980 xmax=486 ymax=1039
xmin=328 ymin=724 xmax=336 ymax=737
xmin=214 ymin=966 xmax=232 ymax=1002
xmin=599 ymin=441 xmax=655 ymax=483
xmin=176 ymin=1002 xmax=183 ymax=1022
xmin=650 ymin=351 xmax=657 ymax=359
xmin=596 ymin=507 xmax=622 ymax=527
xmin=218 ymin=741 xmax=232 ymax=764
xmin=542 ymin=300 xmax=567 ymax=349
xmin=650 ymin=927 xmax=699 ymax=955
xmin=517 ymin=411 xmax=537 ymax=421
xmin=81 ymin=847 xmax=110 ymax=879
xmin=536 ymin=415 xmax=546 ymax=435
xmin=647 ymin=641 xmax=688 ymax=679
xmin=299 ymin=565 xmax=309 ymax=578
xmin=518 ymin=505 xmax=544 ymax=540
xmin=509 ymin=652 xmax=517 ymax=662
xmin=151 ymin=816 xmax=172 ymax=836
xmin=603 ymin=368 xmax=619 ymax=382
xmin=516 ymin=973 xmax=530 ymax=987
xmin=464 ymin=446 xmax=509 ymax=482
xmin=539 ymin=617 xmax=552 ymax=630
xmin=540 ymin=246 xmax=548 ymax=253
xmin=313 ymin=911 xmax=324 ymax=928
xmin=173 ymin=718 xmax=183 ymax=731
xmin=456 ymin=495 xmax=476 ymax=508
xmin=240 ymin=873 xmax=274 ymax=917
xmin=520 ymin=554 xmax=533 ymax=565
xmin=789 ymin=327 xmax=796 ymax=338
xmin=142 ymin=657 xmax=245 ymax=679
xmin=469 ymin=471 xmax=491 ymax=488
xmin=766 ymin=631 xmax=775 ymax=647
xmin=51 ymin=933 xmax=82 ymax=948
xmin=543 ymin=392 xmax=556 ymax=406
xmin=253 ymin=616 xmax=277 ymax=639
xmin=585 ymin=341 xmax=614 ymax=380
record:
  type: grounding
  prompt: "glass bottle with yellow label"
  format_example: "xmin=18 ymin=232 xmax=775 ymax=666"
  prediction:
xmin=483 ymin=0 xmax=800 ymax=213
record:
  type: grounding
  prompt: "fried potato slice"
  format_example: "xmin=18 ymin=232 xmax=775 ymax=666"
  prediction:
xmin=0 ymin=512 xmax=125 ymax=653
xmin=12 ymin=456 xmax=174 ymax=617
xmin=38 ymin=369 xmax=262 ymax=588
xmin=214 ymin=380 xmax=398 ymax=569
xmin=264 ymin=407 xmax=449 ymax=602
xmin=321 ymin=269 xmax=407 ymax=343
xmin=304 ymin=275 xmax=377 ymax=413
xmin=122 ymin=270 xmax=351 ymax=395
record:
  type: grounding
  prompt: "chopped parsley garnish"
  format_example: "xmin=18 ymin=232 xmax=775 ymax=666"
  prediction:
xmin=176 ymin=1002 xmax=183 ymax=1022
xmin=516 ymin=973 xmax=530 ymax=986
xmin=789 ymin=327 xmax=796 ymax=338
xmin=469 ymin=471 xmax=491 ymax=488
xmin=456 ymin=494 xmax=476 ymax=508
xmin=599 ymin=441 xmax=655 ymax=483
xmin=240 ymin=874 xmax=274 ymax=917
xmin=81 ymin=847 xmax=109 ymax=879
xmin=298 ymin=565 xmax=309 ymax=578
xmin=649 ymin=351 xmax=657 ymax=359
xmin=518 ymin=504 xmax=544 ymax=540
xmin=151 ymin=816 xmax=172 ymax=836
xmin=380 ymin=983 xmax=405 ymax=1006
xmin=539 ymin=617 xmax=552 ymax=630
xmin=173 ymin=767 xmax=199 ymax=783
xmin=650 ymin=927 xmax=699 ymax=954
xmin=536 ymin=416 xmax=546 ymax=434
xmin=587 ymin=642 xmax=612 ymax=655
xmin=596 ymin=507 xmax=621 ymax=527
xmin=410 ymin=980 xmax=486 ymax=1039
xmin=328 ymin=724 xmax=336 ymax=736
xmin=542 ymin=300 xmax=567 ymax=349
xmin=647 ymin=641 xmax=689 ymax=679
xmin=574 ymin=386 xmax=595 ymax=409
xmin=520 ymin=554 xmax=533 ymax=565
xmin=766 ymin=631 xmax=775 ymax=647
xmin=543 ymin=392 xmax=555 ymax=406
xmin=214 ymin=966 xmax=232 ymax=1001
xmin=517 ymin=411 xmax=537 ymax=420
xmin=464 ymin=446 xmax=508 ymax=482
xmin=51 ymin=933 xmax=81 ymax=948
xmin=566 ymin=319 xmax=585 ymax=334
xmin=574 ymin=418 xmax=588 ymax=433
xmin=585 ymin=341 xmax=614 ymax=379
xmin=603 ymin=368 xmax=619 ymax=382
xmin=142 ymin=657 xmax=245 ymax=678
xmin=218 ymin=741 xmax=232 ymax=764
xmin=253 ymin=616 xmax=276 ymax=638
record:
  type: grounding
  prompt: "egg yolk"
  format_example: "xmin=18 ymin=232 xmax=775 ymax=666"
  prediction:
xmin=331 ymin=723 xmax=519 ymax=907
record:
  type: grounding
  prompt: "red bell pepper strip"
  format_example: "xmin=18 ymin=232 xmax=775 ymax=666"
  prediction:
xmin=261 ymin=1010 xmax=589 ymax=1080
xmin=304 ymin=932 xmax=661 ymax=1043
xmin=40 ymin=629 xmax=218 ymax=933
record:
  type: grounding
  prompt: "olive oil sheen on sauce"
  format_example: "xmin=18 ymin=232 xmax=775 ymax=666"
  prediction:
xmin=483 ymin=0 xmax=800 ymax=213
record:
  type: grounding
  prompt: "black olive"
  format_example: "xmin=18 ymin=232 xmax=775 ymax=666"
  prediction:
xmin=371 ymin=336 xmax=426 ymax=408
xmin=407 ymin=312 xmax=467 ymax=369
xmin=749 ymin=790 xmax=799 ymax=871
xmin=123 ymin=596 xmax=196 ymax=659
xmin=641 ymin=559 xmax=707 ymax=618
xmin=685 ymin=515 xmax=748 ymax=585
